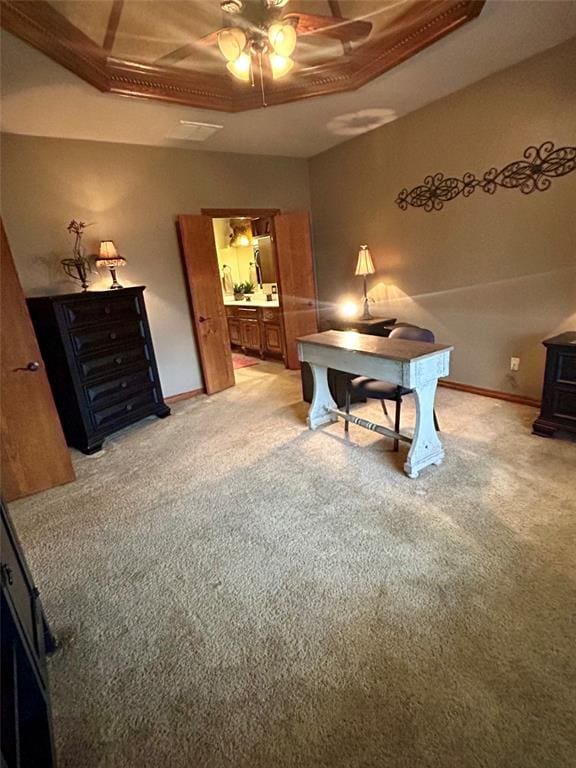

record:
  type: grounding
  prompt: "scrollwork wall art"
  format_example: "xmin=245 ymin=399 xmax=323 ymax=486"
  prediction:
xmin=395 ymin=142 xmax=576 ymax=212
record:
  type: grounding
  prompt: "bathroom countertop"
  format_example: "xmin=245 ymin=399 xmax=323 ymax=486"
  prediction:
xmin=223 ymin=297 xmax=280 ymax=308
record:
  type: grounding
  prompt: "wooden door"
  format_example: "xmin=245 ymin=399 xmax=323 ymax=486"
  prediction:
xmin=274 ymin=212 xmax=319 ymax=369
xmin=177 ymin=215 xmax=234 ymax=394
xmin=0 ymin=221 xmax=75 ymax=501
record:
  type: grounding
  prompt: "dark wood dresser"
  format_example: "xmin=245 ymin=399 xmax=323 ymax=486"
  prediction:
xmin=27 ymin=287 xmax=170 ymax=455
xmin=532 ymin=332 xmax=576 ymax=439
xmin=1 ymin=498 xmax=56 ymax=768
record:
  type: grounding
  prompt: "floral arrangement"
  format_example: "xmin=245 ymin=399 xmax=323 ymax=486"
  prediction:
xmin=61 ymin=219 xmax=93 ymax=291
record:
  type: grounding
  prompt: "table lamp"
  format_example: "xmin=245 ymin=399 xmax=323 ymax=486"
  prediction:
xmin=355 ymin=244 xmax=375 ymax=319
xmin=96 ymin=240 xmax=126 ymax=289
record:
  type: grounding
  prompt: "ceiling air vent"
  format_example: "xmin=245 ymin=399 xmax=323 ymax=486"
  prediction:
xmin=167 ymin=120 xmax=224 ymax=142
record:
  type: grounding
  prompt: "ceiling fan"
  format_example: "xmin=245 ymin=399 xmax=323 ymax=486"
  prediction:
xmin=201 ymin=0 xmax=373 ymax=83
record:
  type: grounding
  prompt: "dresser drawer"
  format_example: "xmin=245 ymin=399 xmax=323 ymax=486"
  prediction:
xmin=84 ymin=368 xmax=155 ymax=410
xmin=61 ymin=293 xmax=142 ymax=329
xmin=551 ymin=387 xmax=576 ymax=421
xmin=227 ymin=305 xmax=259 ymax=318
xmin=92 ymin=389 xmax=160 ymax=429
xmin=1 ymin=514 xmax=36 ymax=657
xmin=556 ymin=351 xmax=576 ymax=384
xmin=262 ymin=307 xmax=280 ymax=323
xmin=77 ymin=344 xmax=151 ymax=381
xmin=70 ymin=320 xmax=144 ymax=356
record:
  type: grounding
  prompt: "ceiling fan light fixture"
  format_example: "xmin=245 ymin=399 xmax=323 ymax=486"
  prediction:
xmin=268 ymin=22 xmax=297 ymax=57
xmin=226 ymin=52 xmax=252 ymax=81
xmin=217 ymin=28 xmax=247 ymax=62
xmin=269 ymin=53 xmax=294 ymax=79
xmin=221 ymin=0 xmax=243 ymax=13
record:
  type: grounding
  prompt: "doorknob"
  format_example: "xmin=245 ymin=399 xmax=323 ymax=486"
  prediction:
xmin=198 ymin=316 xmax=211 ymax=323
xmin=14 ymin=361 xmax=40 ymax=372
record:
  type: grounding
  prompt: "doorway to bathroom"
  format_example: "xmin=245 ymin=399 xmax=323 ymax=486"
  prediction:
xmin=177 ymin=208 xmax=318 ymax=395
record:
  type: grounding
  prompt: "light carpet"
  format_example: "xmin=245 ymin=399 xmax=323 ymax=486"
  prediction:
xmin=11 ymin=362 xmax=576 ymax=768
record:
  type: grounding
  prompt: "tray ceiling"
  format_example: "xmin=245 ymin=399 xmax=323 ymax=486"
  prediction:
xmin=0 ymin=0 xmax=485 ymax=112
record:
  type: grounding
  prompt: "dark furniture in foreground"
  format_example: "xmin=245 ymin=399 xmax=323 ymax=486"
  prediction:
xmin=28 ymin=287 xmax=170 ymax=455
xmin=329 ymin=316 xmax=397 ymax=334
xmin=1 ymin=498 xmax=56 ymax=768
xmin=532 ymin=332 xmax=576 ymax=439
xmin=301 ymin=317 xmax=397 ymax=407
xmin=344 ymin=326 xmax=440 ymax=451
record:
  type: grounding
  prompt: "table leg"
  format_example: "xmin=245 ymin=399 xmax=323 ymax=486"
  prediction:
xmin=307 ymin=363 xmax=338 ymax=429
xmin=404 ymin=379 xmax=444 ymax=478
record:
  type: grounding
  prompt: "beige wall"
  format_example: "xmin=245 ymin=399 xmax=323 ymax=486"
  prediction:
xmin=0 ymin=135 xmax=310 ymax=396
xmin=309 ymin=39 xmax=576 ymax=399
xmin=2 ymin=40 xmax=575 ymax=402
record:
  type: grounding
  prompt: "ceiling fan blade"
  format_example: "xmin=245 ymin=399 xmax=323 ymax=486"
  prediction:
xmin=195 ymin=29 xmax=224 ymax=46
xmin=155 ymin=44 xmax=199 ymax=66
xmin=154 ymin=29 xmax=223 ymax=66
xmin=284 ymin=13 xmax=372 ymax=43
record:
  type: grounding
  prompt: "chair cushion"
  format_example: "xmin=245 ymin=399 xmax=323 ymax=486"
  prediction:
xmin=351 ymin=377 xmax=412 ymax=399
xmin=389 ymin=326 xmax=435 ymax=343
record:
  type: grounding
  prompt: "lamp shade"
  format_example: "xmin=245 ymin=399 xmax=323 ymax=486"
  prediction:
xmin=270 ymin=53 xmax=294 ymax=79
xmin=226 ymin=52 xmax=251 ymax=81
xmin=268 ymin=23 xmax=297 ymax=57
xmin=96 ymin=240 xmax=126 ymax=267
xmin=355 ymin=244 xmax=375 ymax=276
xmin=217 ymin=28 xmax=246 ymax=62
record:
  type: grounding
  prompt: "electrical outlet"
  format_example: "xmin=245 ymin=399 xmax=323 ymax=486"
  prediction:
xmin=510 ymin=357 xmax=520 ymax=372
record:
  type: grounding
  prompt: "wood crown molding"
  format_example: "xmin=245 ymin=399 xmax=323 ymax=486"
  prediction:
xmin=1 ymin=0 xmax=485 ymax=112
xmin=200 ymin=208 xmax=281 ymax=217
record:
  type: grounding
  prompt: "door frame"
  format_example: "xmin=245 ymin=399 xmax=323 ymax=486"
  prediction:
xmin=179 ymin=208 xmax=285 ymax=391
xmin=178 ymin=207 xmax=319 ymax=387
xmin=201 ymin=208 xmax=281 ymax=218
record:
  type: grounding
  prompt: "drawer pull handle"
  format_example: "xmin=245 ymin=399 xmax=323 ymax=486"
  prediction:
xmin=1 ymin=564 xmax=14 ymax=586
xmin=104 ymin=306 xmax=111 ymax=315
xmin=115 ymin=356 xmax=123 ymax=365
xmin=126 ymin=404 xmax=133 ymax=412
xmin=109 ymin=332 xmax=118 ymax=340
xmin=121 ymin=381 xmax=128 ymax=389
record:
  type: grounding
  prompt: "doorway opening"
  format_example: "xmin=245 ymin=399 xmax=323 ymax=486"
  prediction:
xmin=177 ymin=209 xmax=318 ymax=396
xmin=212 ymin=214 xmax=284 ymax=379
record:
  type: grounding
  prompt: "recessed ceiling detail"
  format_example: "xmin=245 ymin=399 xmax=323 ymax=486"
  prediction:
xmin=0 ymin=0 xmax=485 ymax=113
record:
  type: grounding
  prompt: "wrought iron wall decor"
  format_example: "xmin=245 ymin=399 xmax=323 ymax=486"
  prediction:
xmin=396 ymin=142 xmax=576 ymax=212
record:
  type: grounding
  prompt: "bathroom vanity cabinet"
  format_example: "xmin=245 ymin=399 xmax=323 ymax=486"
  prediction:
xmin=226 ymin=304 xmax=285 ymax=361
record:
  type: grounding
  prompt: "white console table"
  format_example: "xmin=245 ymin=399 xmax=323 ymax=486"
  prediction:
xmin=298 ymin=331 xmax=453 ymax=478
